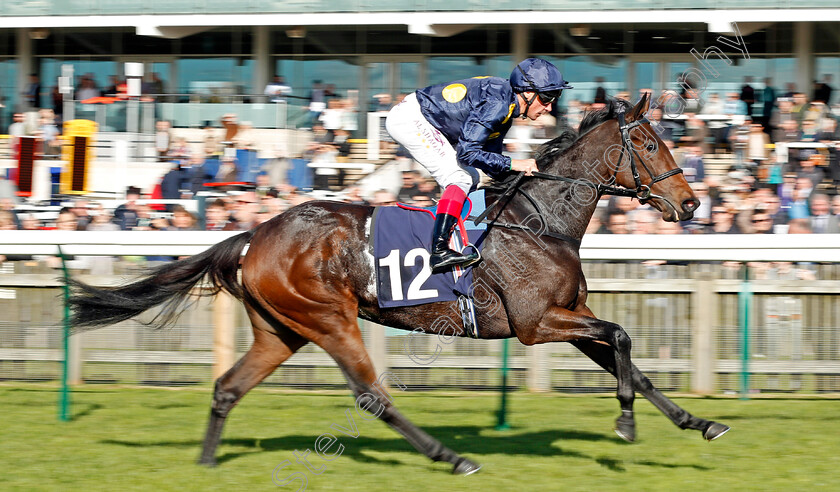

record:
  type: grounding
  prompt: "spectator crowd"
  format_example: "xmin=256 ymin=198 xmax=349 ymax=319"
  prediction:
xmin=579 ymin=75 xmax=840 ymax=238
xmin=4 ymin=71 xmax=840 ymax=250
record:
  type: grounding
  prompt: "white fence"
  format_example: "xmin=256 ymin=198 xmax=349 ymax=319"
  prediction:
xmin=0 ymin=231 xmax=837 ymax=394
xmin=2 ymin=230 xmax=839 ymax=260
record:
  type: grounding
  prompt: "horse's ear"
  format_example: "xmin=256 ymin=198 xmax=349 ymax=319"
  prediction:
xmin=629 ymin=92 xmax=650 ymax=121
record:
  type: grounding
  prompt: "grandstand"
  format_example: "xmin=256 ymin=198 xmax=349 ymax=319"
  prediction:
xmin=0 ymin=6 xmax=839 ymax=200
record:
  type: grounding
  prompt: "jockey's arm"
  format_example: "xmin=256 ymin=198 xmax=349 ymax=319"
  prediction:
xmin=456 ymin=100 xmax=516 ymax=175
xmin=486 ymin=133 xmax=538 ymax=175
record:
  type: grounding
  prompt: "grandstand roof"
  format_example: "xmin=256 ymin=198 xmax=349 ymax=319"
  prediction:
xmin=2 ymin=8 xmax=840 ymax=38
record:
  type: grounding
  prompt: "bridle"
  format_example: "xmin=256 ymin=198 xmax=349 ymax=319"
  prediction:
xmin=472 ymin=109 xmax=685 ymax=239
xmin=531 ymin=111 xmax=684 ymax=203
xmin=616 ymin=111 xmax=684 ymax=202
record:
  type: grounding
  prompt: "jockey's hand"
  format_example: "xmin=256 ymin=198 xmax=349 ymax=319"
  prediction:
xmin=511 ymin=158 xmax=539 ymax=176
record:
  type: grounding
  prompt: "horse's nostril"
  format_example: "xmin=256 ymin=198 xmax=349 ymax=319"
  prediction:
xmin=682 ymin=199 xmax=699 ymax=213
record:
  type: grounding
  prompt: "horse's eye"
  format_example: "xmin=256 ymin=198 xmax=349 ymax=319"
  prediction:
xmin=646 ymin=143 xmax=656 ymax=152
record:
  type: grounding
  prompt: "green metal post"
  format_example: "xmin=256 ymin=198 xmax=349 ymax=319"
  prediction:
xmin=58 ymin=245 xmax=71 ymax=421
xmin=739 ymin=264 xmax=752 ymax=400
xmin=495 ymin=338 xmax=511 ymax=430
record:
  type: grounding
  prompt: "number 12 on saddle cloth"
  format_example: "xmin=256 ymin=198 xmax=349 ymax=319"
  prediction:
xmin=371 ymin=192 xmax=486 ymax=309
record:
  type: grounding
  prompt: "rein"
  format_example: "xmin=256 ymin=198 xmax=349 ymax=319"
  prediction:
xmin=470 ymin=179 xmax=581 ymax=247
xmin=472 ymin=110 xmax=684 ymax=243
xmin=468 ymin=211 xmax=582 ymax=247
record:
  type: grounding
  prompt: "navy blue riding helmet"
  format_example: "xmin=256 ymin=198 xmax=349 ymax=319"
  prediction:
xmin=510 ymin=58 xmax=574 ymax=115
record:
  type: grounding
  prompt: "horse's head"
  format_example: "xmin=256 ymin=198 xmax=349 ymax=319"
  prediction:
xmin=609 ymin=93 xmax=699 ymax=222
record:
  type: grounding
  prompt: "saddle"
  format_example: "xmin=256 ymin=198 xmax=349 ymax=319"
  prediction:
xmin=369 ymin=191 xmax=489 ymax=337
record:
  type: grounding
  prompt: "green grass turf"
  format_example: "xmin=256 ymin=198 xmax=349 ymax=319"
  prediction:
xmin=1 ymin=384 xmax=838 ymax=491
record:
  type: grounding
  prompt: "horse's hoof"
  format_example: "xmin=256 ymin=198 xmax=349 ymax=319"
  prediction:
xmin=615 ymin=414 xmax=636 ymax=443
xmin=703 ymin=422 xmax=731 ymax=441
xmin=452 ymin=457 xmax=482 ymax=475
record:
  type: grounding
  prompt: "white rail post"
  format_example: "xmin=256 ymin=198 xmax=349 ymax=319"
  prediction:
xmin=365 ymin=320 xmax=388 ymax=378
xmin=527 ymin=344 xmax=550 ymax=392
xmin=691 ymin=273 xmax=716 ymax=394
xmin=68 ymin=333 xmax=83 ymax=385
xmin=212 ymin=290 xmax=236 ymax=380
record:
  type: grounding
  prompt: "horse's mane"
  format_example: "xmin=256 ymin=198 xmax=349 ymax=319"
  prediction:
xmin=532 ymin=97 xmax=633 ymax=165
xmin=487 ymin=97 xmax=634 ymax=187
xmin=578 ymin=97 xmax=633 ymax=137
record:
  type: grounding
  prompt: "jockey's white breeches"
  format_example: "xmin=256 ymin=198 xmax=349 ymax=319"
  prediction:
xmin=385 ymin=93 xmax=480 ymax=194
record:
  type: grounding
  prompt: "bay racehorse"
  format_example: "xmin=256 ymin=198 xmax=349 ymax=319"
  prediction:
xmin=68 ymin=94 xmax=729 ymax=475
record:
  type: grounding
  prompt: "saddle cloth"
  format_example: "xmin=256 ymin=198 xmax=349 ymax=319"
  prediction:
xmin=371 ymin=190 xmax=488 ymax=309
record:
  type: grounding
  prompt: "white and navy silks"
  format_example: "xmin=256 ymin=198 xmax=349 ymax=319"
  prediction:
xmin=386 ymin=76 xmax=520 ymax=194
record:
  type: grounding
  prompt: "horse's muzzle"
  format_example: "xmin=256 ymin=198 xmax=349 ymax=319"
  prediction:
xmin=679 ymin=198 xmax=699 ymax=221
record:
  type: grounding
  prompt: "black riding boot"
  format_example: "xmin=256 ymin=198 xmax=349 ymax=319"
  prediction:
xmin=430 ymin=213 xmax=480 ymax=274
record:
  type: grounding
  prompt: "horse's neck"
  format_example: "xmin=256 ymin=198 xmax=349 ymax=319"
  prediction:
xmin=510 ymin=126 xmax=614 ymax=242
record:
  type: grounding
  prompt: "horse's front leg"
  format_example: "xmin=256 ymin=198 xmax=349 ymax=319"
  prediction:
xmin=572 ymin=304 xmax=730 ymax=441
xmin=516 ymin=307 xmax=636 ymax=442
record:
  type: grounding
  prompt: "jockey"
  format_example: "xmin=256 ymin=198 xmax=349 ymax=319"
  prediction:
xmin=385 ymin=58 xmax=573 ymax=274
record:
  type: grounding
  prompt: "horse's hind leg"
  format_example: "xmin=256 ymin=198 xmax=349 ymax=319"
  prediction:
xmin=572 ymin=306 xmax=729 ymax=441
xmin=198 ymin=304 xmax=307 ymax=466
xmin=321 ymin=326 xmax=480 ymax=475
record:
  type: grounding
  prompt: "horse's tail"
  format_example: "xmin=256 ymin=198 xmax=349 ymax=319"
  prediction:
xmin=68 ymin=230 xmax=254 ymax=333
